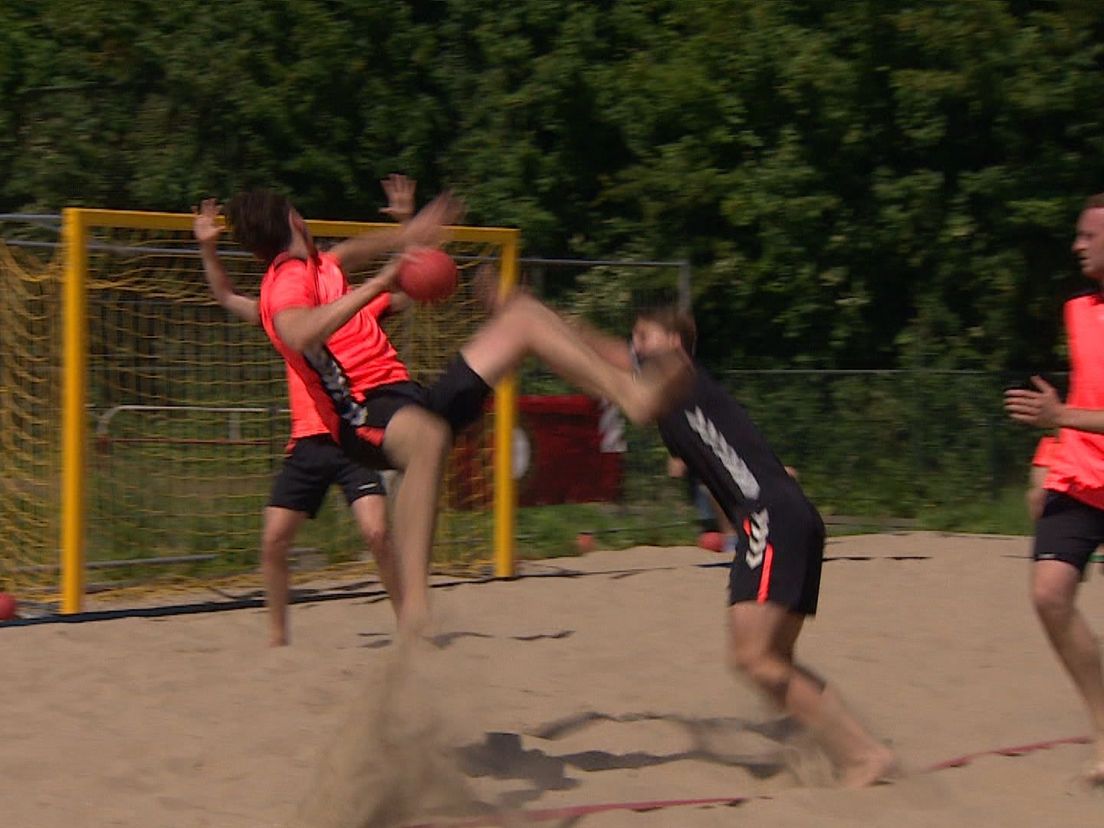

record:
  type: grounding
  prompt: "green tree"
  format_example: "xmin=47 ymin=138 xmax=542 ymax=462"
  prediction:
xmin=1 ymin=0 xmax=1103 ymax=372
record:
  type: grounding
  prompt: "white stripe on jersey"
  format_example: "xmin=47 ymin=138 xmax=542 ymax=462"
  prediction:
xmin=685 ymin=406 xmax=761 ymax=500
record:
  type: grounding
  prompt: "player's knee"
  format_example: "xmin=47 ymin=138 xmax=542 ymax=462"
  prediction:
xmin=261 ymin=527 xmax=293 ymax=563
xmin=495 ymin=291 xmax=542 ymax=330
xmin=498 ymin=289 xmax=537 ymax=314
xmin=1031 ymin=577 xmax=1072 ymax=622
xmin=364 ymin=526 xmax=388 ymax=557
xmin=729 ymin=647 xmax=790 ymax=698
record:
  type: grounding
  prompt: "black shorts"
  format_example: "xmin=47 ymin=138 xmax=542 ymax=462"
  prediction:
xmin=1033 ymin=491 xmax=1104 ymax=575
xmin=268 ymin=435 xmax=386 ymax=518
xmin=338 ymin=355 xmax=491 ymax=468
xmin=728 ymin=497 xmax=825 ymax=615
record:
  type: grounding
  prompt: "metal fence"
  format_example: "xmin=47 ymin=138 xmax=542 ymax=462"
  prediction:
xmin=0 ymin=214 xmax=1044 ymax=606
xmin=716 ymin=369 xmax=1043 ymax=521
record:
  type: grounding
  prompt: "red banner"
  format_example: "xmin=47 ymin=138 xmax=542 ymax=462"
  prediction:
xmin=448 ymin=395 xmax=625 ymax=509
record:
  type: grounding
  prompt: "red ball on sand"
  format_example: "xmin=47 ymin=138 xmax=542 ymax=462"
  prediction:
xmin=0 ymin=592 xmax=17 ymax=622
xmin=697 ymin=531 xmax=725 ymax=553
xmin=397 ymin=247 xmax=458 ymax=303
xmin=576 ymin=532 xmax=596 ymax=554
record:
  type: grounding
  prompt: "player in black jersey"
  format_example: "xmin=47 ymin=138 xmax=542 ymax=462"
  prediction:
xmin=577 ymin=306 xmax=895 ymax=787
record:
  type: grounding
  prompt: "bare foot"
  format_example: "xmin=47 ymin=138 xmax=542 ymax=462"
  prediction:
xmin=621 ymin=350 xmax=694 ymax=424
xmin=397 ymin=604 xmax=431 ymax=642
xmin=1085 ymin=758 xmax=1104 ymax=787
xmin=837 ymin=746 xmax=898 ymax=788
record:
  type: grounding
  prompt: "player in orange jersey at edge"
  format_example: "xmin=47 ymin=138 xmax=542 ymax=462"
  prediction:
xmin=1005 ymin=193 xmax=1104 ymax=785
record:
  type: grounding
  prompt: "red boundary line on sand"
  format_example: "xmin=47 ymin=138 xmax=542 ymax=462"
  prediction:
xmin=407 ymin=796 xmax=756 ymax=827
xmin=922 ymin=734 xmax=1091 ymax=771
xmin=409 ymin=734 xmax=1093 ymax=827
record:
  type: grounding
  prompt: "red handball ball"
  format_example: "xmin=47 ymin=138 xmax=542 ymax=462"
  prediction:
xmin=576 ymin=532 xmax=596 ymax=554
xmin=0 ymin=592 xmax=17 ymax=622
xmin=397 ymin=247 xmax=458 ymax=303
xmin=697 ymin=531 xmax=725 ymax=553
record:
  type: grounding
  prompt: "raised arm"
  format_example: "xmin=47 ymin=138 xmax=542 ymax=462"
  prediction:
xmin=570 ymin=318 xmax=635 ymax=371
xmin=193 ymin=199 xmax=260 ymax=325
xmin=379 ymin=173 xmax=416 ymax=224
xmin=274 ymin=257 xmax=402 ymax=353
xmin=329 ymin=189 xmax=465 ymax=273
xmin=373 ymin=174 xmax=417 ymax=315
xmin=1005 ymin=375 xmax=1104 ymax=433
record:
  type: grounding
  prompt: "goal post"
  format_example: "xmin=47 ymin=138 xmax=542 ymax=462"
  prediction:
xmin=493 ymin=233 xmax=519 ymax=582
xmin=59 ymin=207 xmax=519 ymax=614
xmin=61 ymin=210 xmax=88 ymax=614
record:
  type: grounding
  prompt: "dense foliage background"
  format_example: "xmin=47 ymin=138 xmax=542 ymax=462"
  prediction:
xmin=2 ymin=0 xmax=1103 ymax=372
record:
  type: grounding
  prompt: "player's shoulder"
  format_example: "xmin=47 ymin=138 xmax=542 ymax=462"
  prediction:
xmin=692 ymin=362 xmax=717 ymax=383
xmin=316 ymin=249 xmax=343 ymax=270
xmin=1064 ymin=289 xmax=1101 ymax=311
xmin=259 ymin=254 xmax=321 ymax=315
xmin=314 ymin=251 xmax=350 ymax=286
xmin=265 ymin=252 xmax=310 ymax=281
xmin=689 ymin=364 xmax=728 ymax=398
xmin=1062 ymin=291 xmax=1104 ymax=329
xmin=664 ymin=365 xmax=724 ymax=423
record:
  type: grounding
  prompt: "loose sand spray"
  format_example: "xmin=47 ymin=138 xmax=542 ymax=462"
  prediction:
xmin=290 ymin=638 xmax=487 ymax=828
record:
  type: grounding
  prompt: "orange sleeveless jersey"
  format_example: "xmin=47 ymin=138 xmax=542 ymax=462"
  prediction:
xmin=1044 ymin=294 xmax=1104 ymax=509
xmin=259 ymin=251 xmax=409 ymax=449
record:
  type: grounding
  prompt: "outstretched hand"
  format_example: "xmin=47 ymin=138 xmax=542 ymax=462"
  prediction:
xmin=380 ymin=174 xmax=416 ymax=224
xmin=193 ymin=198 xmax=223 ymax=246
xmin=1005 ymin=375 xmax=1064 ymax=429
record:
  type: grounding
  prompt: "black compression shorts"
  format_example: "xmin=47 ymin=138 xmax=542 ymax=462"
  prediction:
xmin=728 ymin=497 xmax=825 ymax=616
xmin=337 ymin=354 xmax=492 ymax=469
xmin=1034 ymin=491 xmax=1104 ymax=575
xmin=268 ymin=435 xmax=386 ymax=518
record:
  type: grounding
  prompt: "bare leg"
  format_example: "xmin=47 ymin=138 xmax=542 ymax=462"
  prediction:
xmin=381 ymin=406 xmax=452 ymax=637
xmin=460 ymin=292 xmax=690 ymax=424
xmin=350 ymin=495 xmax=402 ymax=616
xmin=728 ymin=602 xmax=895 ymax=787
xmin=771 ymin=611 xmax=804 ymax=662
xmin=1032 ymin=560 xmax=1104 ymax=782
xmin=261 ymin=506 xmax=308 ymax=646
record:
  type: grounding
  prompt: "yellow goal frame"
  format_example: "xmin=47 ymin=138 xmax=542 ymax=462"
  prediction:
xmin=60 ymin=208 xmax=519 ymax=613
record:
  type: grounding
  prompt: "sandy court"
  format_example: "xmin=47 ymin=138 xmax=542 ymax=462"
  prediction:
xmin=3 ymin=531 xmax=1104 ymax=827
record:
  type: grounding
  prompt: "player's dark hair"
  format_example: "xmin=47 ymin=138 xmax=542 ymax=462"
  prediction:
xmin=636 ymin=306 xmax=697 ymax=355
xmin=1085 ymin=194 xmax=1104 ymax=211
xmin=225 ymin=190 xmax=293 ymax=263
